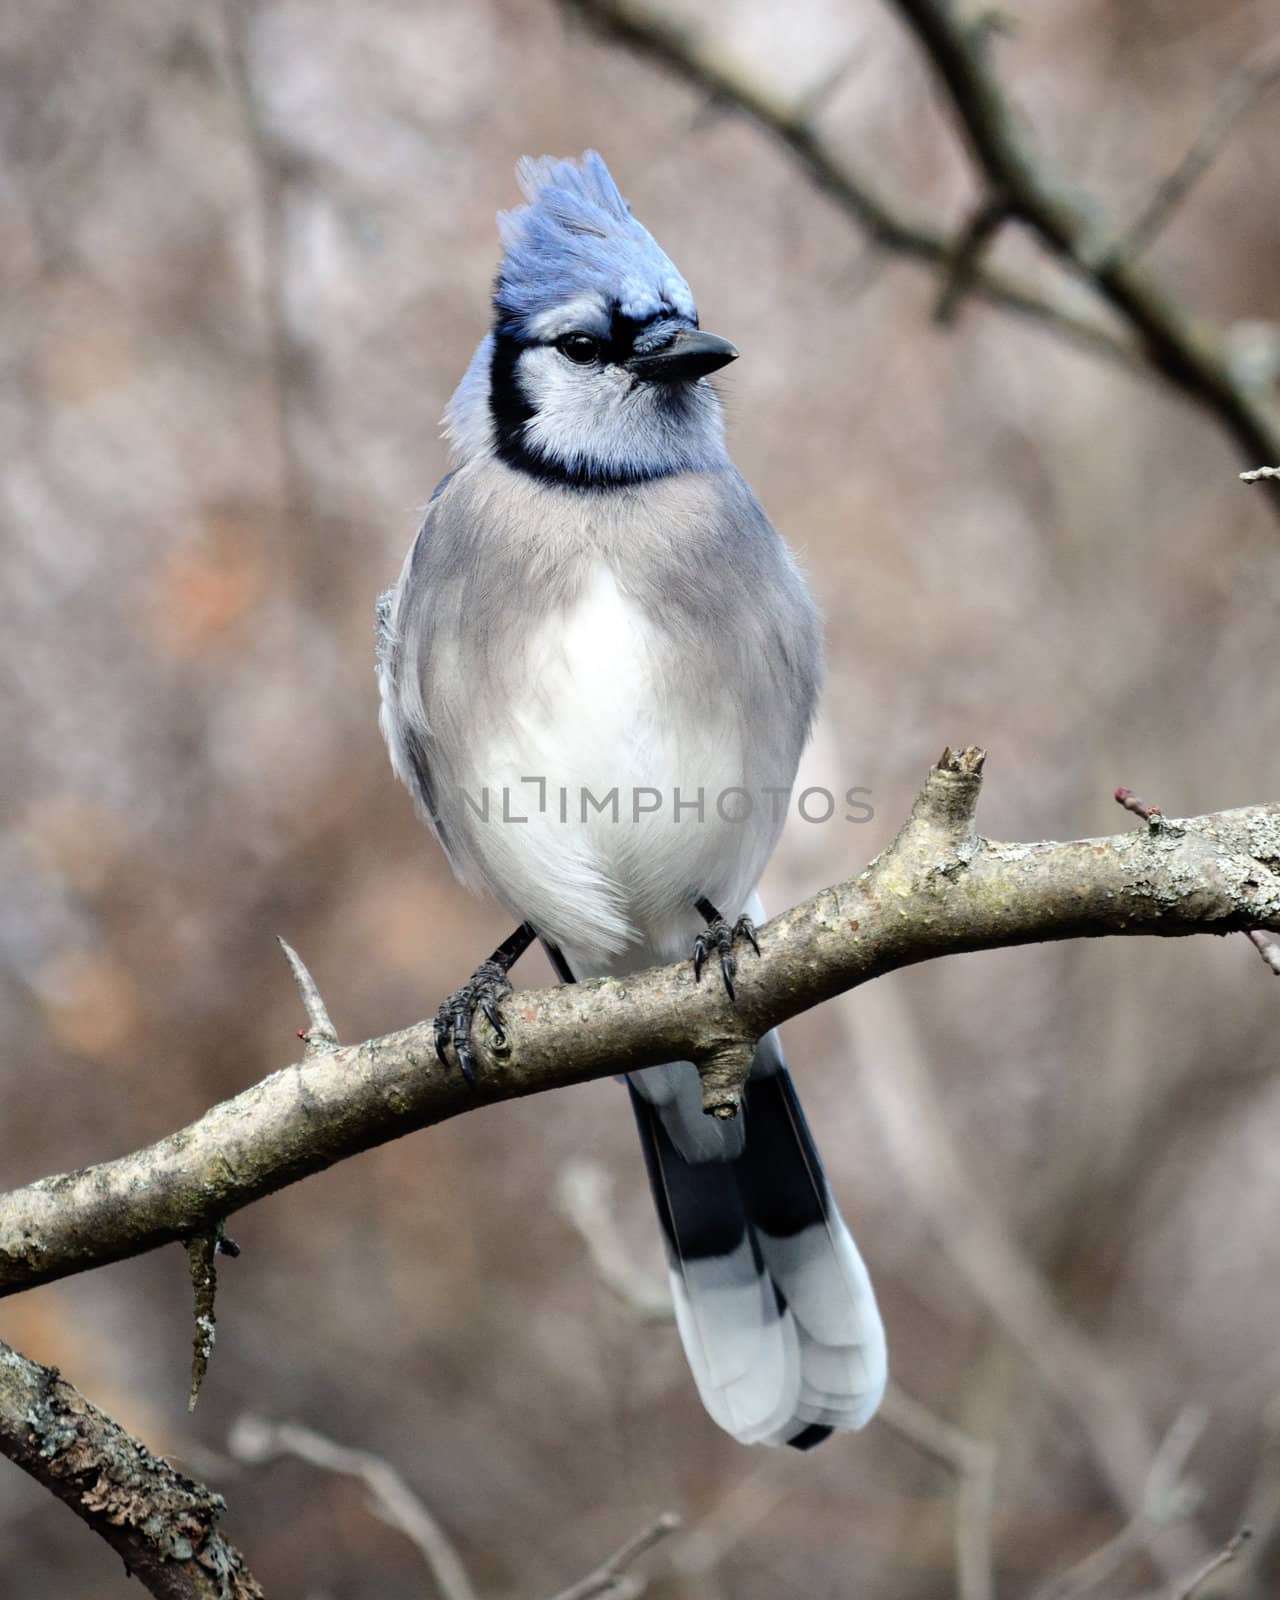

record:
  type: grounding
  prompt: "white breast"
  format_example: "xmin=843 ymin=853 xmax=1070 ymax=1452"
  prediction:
xmin=459 ymin=563 xmax=764 ymax=967
xmin=525 ymin=562 xmax=661 ymax=786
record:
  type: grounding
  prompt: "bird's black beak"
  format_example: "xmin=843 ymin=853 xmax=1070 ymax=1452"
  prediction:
xmin=625 ymin=329 xmax=739 ymax=382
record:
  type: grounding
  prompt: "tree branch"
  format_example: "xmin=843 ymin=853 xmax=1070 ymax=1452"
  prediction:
xmin=883 ymin=0 xmax=1280 ymax=504
xmin=2 ymin=750 xmax=1277 ymax=1304
xmin=877 ymin=1383 xmax=997 ymax=1600
xmin=1247 ymin=929 xmax=1280 ymax=976
xmin=560 ymin=0 xmax=1280 ymax=504
xmin=545 ymin=1513 xmax=681 ymax=1600
xmin=185 ymin=1228 xmax=219 ymax=1412
xmin=1166 ymin=1527 xmax=1253 ymax=1600
xmin=933 ymin=192 xmax=1017 ymax=325
xmin=845 ymin=973 xmax=1202 ymax=1576
xmin=0 ymin=1339 xmax=261 ymax=1599
xmin=228 ymin=1414 xmax=479 ymax=1600
xmin=1113 ymin=35 xmax=1280 ymax=264
xmin=557 ymin=0 xmax=1138 ymax=369
xmin=276 ymin=936 xmax=339 ymax=1056
xmin=1030 ymin=1405 xmax=1207 ymax=1600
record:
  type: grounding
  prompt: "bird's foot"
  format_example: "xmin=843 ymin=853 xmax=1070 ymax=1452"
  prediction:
xmin=692 ymin=899 xmax=760 ymax=1001
xmin=434 ymin=960 xmax=513 ymax=1087
xmin=433 ymin=923 xmax=537 ymax=1085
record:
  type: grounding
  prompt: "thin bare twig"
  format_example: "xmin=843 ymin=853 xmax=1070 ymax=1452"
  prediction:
xmin=1115 ymin=788 xmax=1279 ymax=982
xmin=844 ymin=976 xmax=1205 ymax=1579
xmin=792 ymin=44 xmax=867 ymax=124
xmin=277 ymin=935 xmax=339 ymax=1054
xmin=878 ymin=1384 xmax=997 ymax=1600
xmin=1247 ymin=929 xmax=1280 ymax=976
xmin=555 ymin=1157 xmax=672 ymax=1320
xmin=884 ymin=0 xmax=1280 ymax=503
xmin=217 ymin=0 xmax=307 ymax=525
xmin=665 ymin=1465 xmax=789 ymax=1597
xmin=1112 ymin=38 xmax=1280 ymax=264
xmin=1115 ymin=787 xmax=1164 ymax=825
xmin=563 ymin=0 xmax=1280 ymax=497
xmin=554 ymin=1161 xmax=792 ymax=1596
xmin=545 ymin=1513 xmax=682 ymax=1600
xmin=228 ymin=1415 xmax=479 ymax=1600
xmin=934 ymin=193 xmax=1016 ymax=325
xmin=1200 ymin=1389 xmax=1280 ymax=1595
xmin=1031 ymin=1405 xmax=1207 ymax=1600
xmin=557 ymin=0 xmax=1136 ymax=369
xmin=1168 ymin=1527 xmax=1253 ymax=1600
xmin=185 ymin=1229 xmax=219 ymax=1411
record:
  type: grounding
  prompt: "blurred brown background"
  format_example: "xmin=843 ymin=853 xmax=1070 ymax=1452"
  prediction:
xmin=3 ymin=1 xmax=1280 ymax=1595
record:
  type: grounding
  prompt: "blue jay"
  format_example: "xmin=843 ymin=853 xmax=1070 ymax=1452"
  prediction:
xmin=377 ymin=153 xmax=886 ymax=1448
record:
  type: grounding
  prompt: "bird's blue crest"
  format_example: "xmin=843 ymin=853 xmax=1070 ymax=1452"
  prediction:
xmin=493 ymin=151 xmax=697 ymax=338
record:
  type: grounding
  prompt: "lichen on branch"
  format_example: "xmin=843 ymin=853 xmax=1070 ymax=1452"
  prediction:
xmin=0 ymin=1339 xmax=261 ymax=1599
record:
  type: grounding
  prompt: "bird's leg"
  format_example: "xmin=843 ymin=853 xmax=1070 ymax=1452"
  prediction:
xmin=692 ymin=896 xmax=760 ymax=1001
xmin=541 ymin=940 xmax=577 ymax=985
xmin=434 ymin=922 xmax=536 ymax=1086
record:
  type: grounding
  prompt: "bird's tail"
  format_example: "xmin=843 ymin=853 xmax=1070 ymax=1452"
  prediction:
xmin=628 ymin=1043 xmax=886 ymax=1448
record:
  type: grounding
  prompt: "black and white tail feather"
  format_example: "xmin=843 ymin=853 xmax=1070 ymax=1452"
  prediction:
xmin=629 ymin=1034 xmax=886 ymax=1449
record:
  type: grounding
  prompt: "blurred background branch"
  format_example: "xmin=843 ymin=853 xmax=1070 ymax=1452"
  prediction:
xmin=559 ymin=0 xmax=1138 ymax=367
xmin=1113 ymin=34 xmax=1280 ymax=264
xmin=228 ymin=1413 xmax=483 ymax=1600
xmin=563 ymin=0 xmax=1280 ymax=504
xmin=884 ymin=0 xmax=1280 ymax=498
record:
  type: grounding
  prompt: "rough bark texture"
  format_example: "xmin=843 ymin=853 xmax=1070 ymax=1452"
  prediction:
xmin=2 ymin=751 xmax=1278 ymax=1303
xmin=0 ymin=1340 xmax=261 ymax=1599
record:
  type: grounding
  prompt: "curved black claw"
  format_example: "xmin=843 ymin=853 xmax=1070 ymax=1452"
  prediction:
xmin=692 ymin=913 xmax=761 ymax=1001
xmin=434 ymin=959 xmax=512 ymax=1087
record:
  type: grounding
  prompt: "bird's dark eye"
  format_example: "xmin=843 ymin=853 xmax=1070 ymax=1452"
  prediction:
xmin=556 ymin=332 xmax=601 ymax=365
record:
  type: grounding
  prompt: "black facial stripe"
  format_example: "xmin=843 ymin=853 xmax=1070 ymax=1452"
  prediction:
xmin=488 ymin=330 xmax=535 ymax=442
xmin=602 ymin=306 xmax=652 ymax=364
xmin=488 ymin=329 xmax=684 ymax=490
xmin=530 ymin=302 xmax=684 ymax=366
